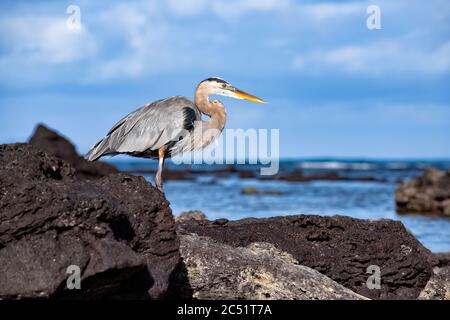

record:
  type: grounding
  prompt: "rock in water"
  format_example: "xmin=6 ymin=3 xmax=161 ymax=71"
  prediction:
xmin=169 ymin=234 xmax=366 ymax=300
xmin=0 ymin=143 xmax=179 ymax=299
xmin=176 ymin=210 xmax=208 ymax=222
xmin=29 ymin=124 xmax=118 ymax=178
xmin=396 ymin=167 xmax=450 ymax=216
xmin=177 ymin=215 xmax=438 ymax=299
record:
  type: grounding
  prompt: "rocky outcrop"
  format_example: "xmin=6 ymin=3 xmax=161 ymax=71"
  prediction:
xmin=435 ymin=252 xmax=450 ymax=267
xmin=418 ymin=267 xmax=450 ymax=300
xmin=175 ymin=211 xmax=208 ymax=222
xmin=241 ymin=187 xmax=286 ymax=195
xmin=29 ymin=124 xmax=118 ymax=178
xmin=177 ymin=215 xmax=438 ymax=300
xmin=169 ymin=234 xmax=366 ymax=300
xmin=1 ymin=125 xmax=445 ymax=300
xmin=0 ymin=143 xmax=179 ymax=299
xmin=396 ymin=167 xmax=450 ymax=216
xmin=124 ymin=165 xmax=386 ymax=183
xmin=261 ymin=170 xmax=386 ymax=183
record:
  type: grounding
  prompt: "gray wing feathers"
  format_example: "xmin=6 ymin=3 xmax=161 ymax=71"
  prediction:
xmin=85 ymin=96 xmax=197 ymax=161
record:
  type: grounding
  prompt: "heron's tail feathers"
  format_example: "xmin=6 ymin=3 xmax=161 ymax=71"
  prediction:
xmin=85 ymin=138 xmax=109 ymax=161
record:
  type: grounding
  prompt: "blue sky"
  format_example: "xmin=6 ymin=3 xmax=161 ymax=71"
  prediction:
xmin=0 ymin=0 xmax=449 ymax=158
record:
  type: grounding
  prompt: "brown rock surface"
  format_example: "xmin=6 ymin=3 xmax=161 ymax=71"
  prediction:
xmin=177 ymin=214 xmax=438 ymax=299
xmin=168 ymin=234 xmax=367 ymax=300
xmin=396 ymin=167 xmax=450 ymax=216
xmin=418 ymin=267 xmax=450 ymax=300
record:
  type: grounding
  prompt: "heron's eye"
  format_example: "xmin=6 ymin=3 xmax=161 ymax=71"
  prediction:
xmin=222 ymin=83 xmax=226 ymax=89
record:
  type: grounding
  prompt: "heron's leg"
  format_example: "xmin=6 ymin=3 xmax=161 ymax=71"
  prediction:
xmin=155 ymin=147 xmax=166 ymax=191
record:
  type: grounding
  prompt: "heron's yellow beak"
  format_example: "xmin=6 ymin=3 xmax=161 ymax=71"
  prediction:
xmin=233 ymin=88 xmax=266 ymax=104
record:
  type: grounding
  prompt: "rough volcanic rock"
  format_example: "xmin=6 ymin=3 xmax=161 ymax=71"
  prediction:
xmin=29 ymin=124 xmax=118 ymax=178
xmin=163 ymin=169 xmax=195 ymax=181
xmin=396 ymin=167 xmax=450 ymax=216
xmin=418 ymin=267 xmax=450 ymax=300
xmin=116 ymin=167 xmax=195 ymax=181
xmin=176 ymin=211 xmax=208 ymax=222
xmin=177 ymin=215 xmax=438 ymax=300
xmin=238 ymin=171 xmax=256 ymax=179
xmin=241 ymin=187 xmax=286 ymax=195
xmin=260 ymin=170 xmax=385 ymax=183
xmin=0 ymin=143 xmax=179 ymax=299
xmin=435 ymin=252 xmax=450 ymax=267
xmin=168 ymin=234 xmax=366 ymax=300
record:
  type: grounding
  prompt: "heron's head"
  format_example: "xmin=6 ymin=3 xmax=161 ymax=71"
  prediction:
xmin=199 ymin=77 xmax=266 ymax=104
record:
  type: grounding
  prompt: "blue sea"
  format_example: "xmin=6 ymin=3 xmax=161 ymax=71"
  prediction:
xmin=113 ymin=158 xmax=450 ymax=253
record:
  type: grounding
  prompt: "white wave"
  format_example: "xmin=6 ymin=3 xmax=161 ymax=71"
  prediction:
xmin=298 ymin=161 xmax=374 ymax=170
xmin=386 ymin=162 xmax=409 ymax=170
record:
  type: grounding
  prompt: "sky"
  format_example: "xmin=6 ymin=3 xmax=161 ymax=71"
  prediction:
xmin=0 ymin=0 xmax=449 ymax=159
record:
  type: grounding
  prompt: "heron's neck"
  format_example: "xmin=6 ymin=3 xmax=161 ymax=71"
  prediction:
xmin=194 ymin=86 xmax=227 ymax=131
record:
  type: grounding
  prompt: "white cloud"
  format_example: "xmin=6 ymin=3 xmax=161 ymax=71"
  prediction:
xmin=292 ymin=40 xmax=450 ymax=75
xmin=165 ymin=0 xmax=289 ymax=19
xmin=166 ymin=0 xmax=209 ymax=16
xmin=0 ymin=16 xmax=96 ymax=65
xmin=211 ymin=0 xmax=289 ymax=20
xmin=299 ymin=2 xmax=364 ymax=21
xmin=85 ymin=3 xmax=209 ymax=80
xmin=165 ymin=0 xmax=363 ymax=22
xmin=1 ymin=0 xmax=449 ymax=84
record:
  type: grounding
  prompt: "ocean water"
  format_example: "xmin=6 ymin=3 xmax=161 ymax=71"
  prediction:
xmin=114 ymin=159 xmax=450 ymax=253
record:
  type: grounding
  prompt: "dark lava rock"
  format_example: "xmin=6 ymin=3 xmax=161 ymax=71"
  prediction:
xmin=121 ymin=167 xmax=195 ymax=181
xmin=241 ymin=187 xmax=286 ymax=195
xmin=168 ymin=234 xmax=365 ymax=300
xmin=212 ymin=218 xmax=229 ymax=226
xmin=29 ymin=124 xmax=118 ymax=179
xmin=267 ymin=170 xmax=385 ymax=183
xmin=238 ymin=171 xmax=256 ymax=179
xmin=164 ymin=169 xmax=194 ymax=181
xmin=177 ymin=214 xmax=438 ymax=300
xmin=0 ymin=143 xmax=179 ymax=299
xmin=396 ymin=167 xmax=450 ymax=216
xmin=435 ymin=252 xmax=450 ymax=267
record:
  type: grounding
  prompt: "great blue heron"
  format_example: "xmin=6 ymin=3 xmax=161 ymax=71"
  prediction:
xmin=85 ymin=77 xmax=265 ymax=190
